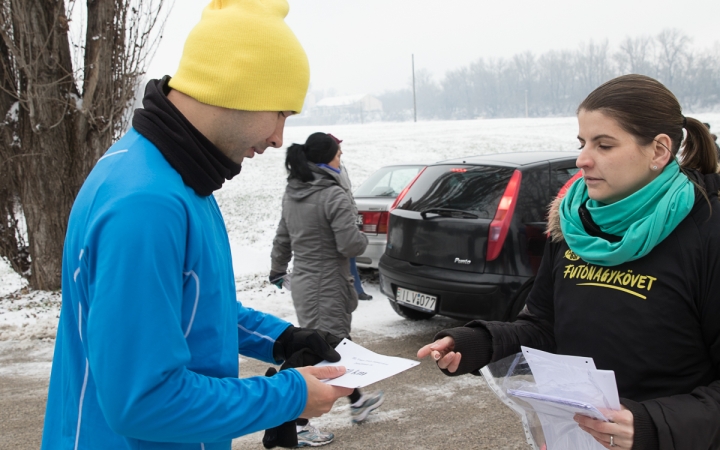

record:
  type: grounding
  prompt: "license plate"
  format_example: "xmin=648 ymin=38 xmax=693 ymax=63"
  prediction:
xmin=396 ymin=287 xmax=437 ymax=312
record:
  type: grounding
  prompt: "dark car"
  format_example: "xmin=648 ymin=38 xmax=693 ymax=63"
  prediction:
xmin=353 ymin=164 xmax=427 ymax=269
xmin=378 ymin=151 xmax=579 ymax=321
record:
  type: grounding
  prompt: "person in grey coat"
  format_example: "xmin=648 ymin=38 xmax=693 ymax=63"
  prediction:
xmin=270 ymin=132 xmax=385 ymax=436
xmin=271 ymin=133 xmax=366 ymax=337
xmin=328 ymin=133 xmax=373 ymax=301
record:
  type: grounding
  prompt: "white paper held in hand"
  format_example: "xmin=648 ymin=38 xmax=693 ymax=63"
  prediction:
xmin=521 ymin=346 xmax=620 ymax=410
xmin=315 ymin=339 xmax=419 ymax=389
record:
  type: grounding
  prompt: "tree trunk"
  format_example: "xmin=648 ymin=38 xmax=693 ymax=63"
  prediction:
xmin=4 ymin=0 xmax=76 ymax=290
xmin=0 ymin=0 xmax=167 ymax=290
xmin=0 ymin=34 xmax=29 ymax=276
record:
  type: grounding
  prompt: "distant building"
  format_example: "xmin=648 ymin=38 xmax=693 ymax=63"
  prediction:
xmin=315 ymin=94 xmax=382 ymax=113
xmin=288 ymin=93 xmax=384 ymax=126
xmin=303 ymin=91 xmax=317 ymax=110
xmin=309 ymin=94 xmax=383 ymax=124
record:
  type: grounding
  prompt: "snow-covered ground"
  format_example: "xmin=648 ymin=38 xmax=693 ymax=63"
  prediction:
xmin=2 ymin=114 xmax=719 ymax=448
xmin=2 ymin=114 xmax=719 ymax=344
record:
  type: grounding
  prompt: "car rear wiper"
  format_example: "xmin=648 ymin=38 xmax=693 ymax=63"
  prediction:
xmin=373 ymin=189 xmax=396 ymax=197
xmin=420 ymin=208 xmax=480 ymax=219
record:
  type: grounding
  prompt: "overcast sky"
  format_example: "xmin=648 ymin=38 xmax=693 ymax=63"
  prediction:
xmin=146 ymin=0 xmax=720 ymax=97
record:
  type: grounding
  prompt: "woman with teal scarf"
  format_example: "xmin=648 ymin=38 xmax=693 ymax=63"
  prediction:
xmin=418 ymin=75 xmax=720 ymax=450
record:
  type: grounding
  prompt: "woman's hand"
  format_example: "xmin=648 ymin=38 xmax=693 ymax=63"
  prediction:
xmin=417 ymin=336 xmax=462 ymax=373
xmin=574 ymin=406 xmax=634 ymax=449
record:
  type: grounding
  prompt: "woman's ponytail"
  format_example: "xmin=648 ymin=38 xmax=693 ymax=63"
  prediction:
xmin=285 ymin=133 xmax=340 ymax=182
xmin=285 ymin=144 xmax=314 ymax=182
xmin=681 ymin=117 xmax=719 ymax=175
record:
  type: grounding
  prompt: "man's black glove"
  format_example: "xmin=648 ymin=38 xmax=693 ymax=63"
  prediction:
xmin=264 ymin=329 xmax=343 ymax=449
xmin=262 ymin=347 xmax=338 ymax=447
xmin=273 ymin=325 xmax=342 ymax=364
xmin=269 ymin=272 xmax=286 ymax=289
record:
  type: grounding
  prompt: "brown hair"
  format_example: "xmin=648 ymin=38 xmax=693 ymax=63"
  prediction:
xmin=578 ymin=74 xmax=718 ymax=174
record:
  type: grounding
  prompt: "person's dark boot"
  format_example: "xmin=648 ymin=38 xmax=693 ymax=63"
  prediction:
xmin=358 ymin=293 xmax=373 ymax=301
xmin=262 ymin=367 xmax=299 ymax=449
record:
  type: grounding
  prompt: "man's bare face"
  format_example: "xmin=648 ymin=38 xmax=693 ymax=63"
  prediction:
xmin=214 ymin=110 xmax=293 ymax=165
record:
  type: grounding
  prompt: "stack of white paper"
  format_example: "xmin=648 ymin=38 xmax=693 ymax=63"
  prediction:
xmin=505 ymin=347 xmax=621 ymax=450
xmin=507 ymin=390 xmax=608 ymax=422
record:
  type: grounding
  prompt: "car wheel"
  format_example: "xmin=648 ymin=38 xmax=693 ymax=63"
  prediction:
xmin=508 ymin=283 xmax=532 ymax=322
xmin=388 ymin=299 xmax=436 ymax=320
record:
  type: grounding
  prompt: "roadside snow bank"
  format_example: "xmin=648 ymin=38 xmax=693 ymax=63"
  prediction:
xmin=0 ymin=290 xmax=60 ymax=340
xmin=0 ymin=257 xmax=27 ymax=297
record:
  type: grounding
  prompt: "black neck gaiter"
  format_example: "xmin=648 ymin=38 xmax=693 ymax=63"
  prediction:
xmin=132 ymin=76 xmax=241 ymax=196
xmin=579 ymin=201 xmax=622 ymax=243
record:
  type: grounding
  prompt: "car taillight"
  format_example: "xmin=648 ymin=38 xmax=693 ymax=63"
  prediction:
xmin=486 ymin=170 xmax=522 ymax=262
xmin=360 ymin=211 xmax=384 ymax=233
xmin=377 ymin=212 xmax=389 ymax=234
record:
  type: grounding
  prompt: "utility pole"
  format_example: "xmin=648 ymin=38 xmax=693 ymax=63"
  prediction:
xmin=525 ymin=89 xmax=529 ymax=118
xmin=412 ymin=54 xmax=417 ymax=123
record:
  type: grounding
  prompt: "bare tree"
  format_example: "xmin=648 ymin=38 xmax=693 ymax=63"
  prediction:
xmin=469 ymin=58 xmax=508 ymax=118
xmin=656 ymin=28 xmax=690 ymax=88
xmin=615 ymin=35 xmax=655 ymax=76
xmin=513 ymin=51 xmax=535 ymax=116
xmin=414 ymin=69 xmax=441 ymax=120
xmin=0 ymin=0 xmax=168 ymax=290
xmin=375 ymin=32 xmax=720 ymax=122
xmin=575 ymin=40 xmax=612 ymax=96
xmin=440 ymin=67 xmax=473 ymax=119
xmin=689 ymin=45 xmax=720 ymax=108
xmin=537 ymin=50 xmax=575 ymax=115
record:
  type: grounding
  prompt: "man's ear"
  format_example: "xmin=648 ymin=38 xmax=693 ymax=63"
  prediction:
xmin=652 ymin=134 xmax=673 ymax=169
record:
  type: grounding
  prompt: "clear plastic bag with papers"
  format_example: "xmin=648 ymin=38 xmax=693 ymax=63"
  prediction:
xmin=480 ymin=347 xmax=620 ymax=450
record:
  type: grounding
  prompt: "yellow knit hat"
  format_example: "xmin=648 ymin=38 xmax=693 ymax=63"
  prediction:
xmin=168 ymin=0 xmax=309 ymax=113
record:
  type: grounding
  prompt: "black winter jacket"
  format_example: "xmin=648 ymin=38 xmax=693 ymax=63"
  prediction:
xmin=441 ymin=172 xmax=720 ymax=450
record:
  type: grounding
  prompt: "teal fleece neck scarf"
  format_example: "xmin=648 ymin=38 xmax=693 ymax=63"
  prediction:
xmin=559 ymin=160 xmax=695 ymax=266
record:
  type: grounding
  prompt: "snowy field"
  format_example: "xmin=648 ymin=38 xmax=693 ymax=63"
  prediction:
xmin=2 ymin=113 xmax=720 ymax=344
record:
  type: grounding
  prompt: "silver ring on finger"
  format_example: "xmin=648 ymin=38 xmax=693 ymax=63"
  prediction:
xmin=610 ymin=435 xmax=616 ymax=447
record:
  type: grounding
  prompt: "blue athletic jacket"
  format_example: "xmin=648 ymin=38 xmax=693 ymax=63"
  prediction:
xmin=41 ymin=129 xmax=306 ymax=449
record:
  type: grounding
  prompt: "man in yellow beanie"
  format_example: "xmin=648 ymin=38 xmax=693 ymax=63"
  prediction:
xmin=41 ymin=1 xmax=353 ymax=449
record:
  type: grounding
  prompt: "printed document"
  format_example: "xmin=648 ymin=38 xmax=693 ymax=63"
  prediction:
xmin=501 ymin=347 xmax=621 ymax=450
xmin=507 ymin=389 xmax=609 ymax=422
xmin=520 ymin=346 xmax=620 ymax=410
xmin=315 ymin=339 xmax=419 ymax=388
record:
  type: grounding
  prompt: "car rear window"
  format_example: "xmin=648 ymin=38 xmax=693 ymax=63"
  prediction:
xmin=354 ymin=165 xmax=425 ymax=198
xmin=395 ymin=165 xmax=514 ymax=218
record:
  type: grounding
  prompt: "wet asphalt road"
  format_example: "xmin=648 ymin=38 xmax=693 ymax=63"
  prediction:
xmin=0 ymin=321 xmax=529 ymax=450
